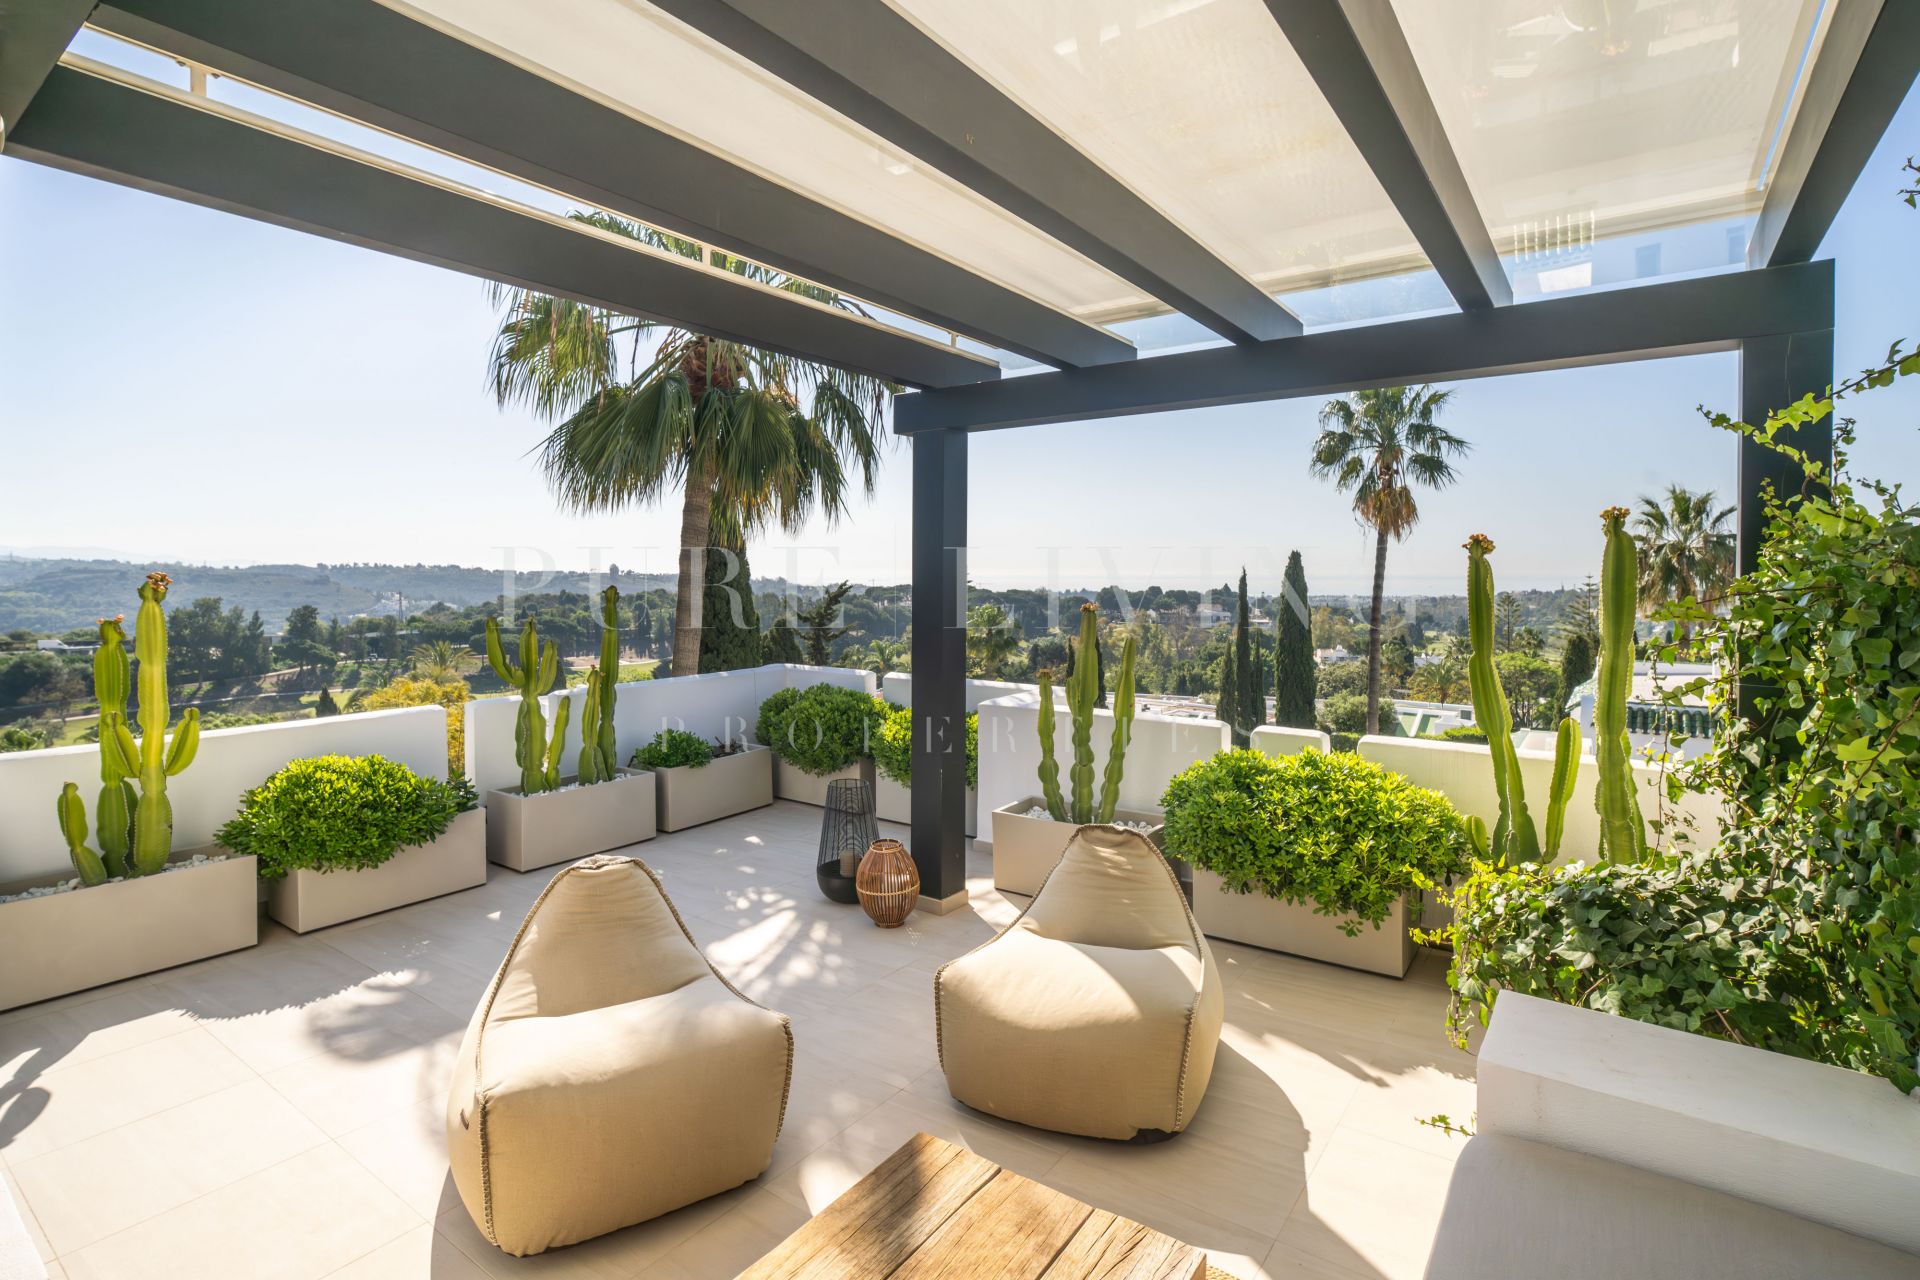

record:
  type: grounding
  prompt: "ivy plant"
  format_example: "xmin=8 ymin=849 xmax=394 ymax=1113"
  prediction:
xmin=218 ymin=753 xmax=471 ymax=878
xmin=1161 ymin=748 xmax=1470 ymax=933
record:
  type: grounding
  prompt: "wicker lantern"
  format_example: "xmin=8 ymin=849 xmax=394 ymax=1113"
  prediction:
xmin=816 ymin=778 xmax=875 ymax=905
xmin=855 ymin=838 xmax=919 ymax=928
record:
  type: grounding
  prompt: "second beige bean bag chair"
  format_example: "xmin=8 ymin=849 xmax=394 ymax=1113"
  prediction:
xmin=936 ymin=824 xmax=1223 ymax=1140
xmin=447 ymin=855 xmax=793 ymax=1256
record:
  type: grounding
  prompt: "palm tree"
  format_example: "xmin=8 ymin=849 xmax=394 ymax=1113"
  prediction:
xmin=1310 ymin=385 xmax=1470 ymax=735
xmin=1632 ymin=484 xmax=1735 ymax=641
xmin=490 ymin=215 xmax=890 ymax=676
xmin=409 ymin=640 xmax=474 ymax=684
xmin=852 ymin=636 xmax=910 ymax=676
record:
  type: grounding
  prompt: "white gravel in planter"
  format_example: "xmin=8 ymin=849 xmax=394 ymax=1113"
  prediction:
xmin=1017 ymin=804 xmax=1156 ymax=833
xmin=0 ymin=852 xmax=231 ymax=904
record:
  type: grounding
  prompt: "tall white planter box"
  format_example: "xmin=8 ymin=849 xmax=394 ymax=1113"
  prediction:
xmin=653 ymin=745 xmax=775 ymax=832
xmin=773 ymin=757 xmax=874 ymax=807
xmin=0 ymin=850 xmax=259 ymax=1011
xmin=486 ymin=768 xmax=656 ymax=872
xmin=1191 ymin=866 xmax=1415 ymax=977
xmin=875 ymin=774 xmax=978 ymax=837
xmin=989 ymin=797 xmax=1165 ymax=897
xmin=267 ymin=807 xmax=488 ymax=934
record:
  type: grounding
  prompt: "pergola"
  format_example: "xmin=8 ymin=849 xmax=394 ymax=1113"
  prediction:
xmin=4 ymin=0 xmax=1915 ymax=910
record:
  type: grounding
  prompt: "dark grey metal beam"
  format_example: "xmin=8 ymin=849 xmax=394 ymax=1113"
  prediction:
xmin=649 ymin=0 xmax=1302 ymax=345
xmin=89 ymin=0 xmax=1130 ymax=371
xmin=896 ymin=261 xmax=1835 ymax=433
xmin=1752 ymin=0 xmax=1920 ymax=267
xmin=1264 ymin=0 xmax=1510 ymax=311
xmin=0 ymin=0 xmax=91 ymax=150
xmin=1737 ymin=328 xmax=1834 ymax=576
xmin=11 ymin=64 xmax=996 ymax=390
xmin=909 ymin=429 xmax=969 ymax=907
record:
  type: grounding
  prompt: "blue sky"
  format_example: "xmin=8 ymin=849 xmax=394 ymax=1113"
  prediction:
xmin=1 ymin=81 xmax=1914 ymax=597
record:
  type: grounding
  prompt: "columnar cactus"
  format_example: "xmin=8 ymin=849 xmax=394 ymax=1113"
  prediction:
xmin=55 ymin=573 xmax=200 ymax=884
xmin=1464 ymin=535 xmax=1541 ymax=864
xmin=486 ymin=616 xmax=569 ymax=794
xmin=577 ymin=586 xmax=621 ymax=784
xmin=1594 ymin=506 xmax=1648 ymax=862
xmin=1036 ymin=603 xmax=1137 ymax=824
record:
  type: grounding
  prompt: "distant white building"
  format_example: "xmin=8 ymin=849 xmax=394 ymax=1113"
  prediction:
xmin=1315 ymin=646 xmax=1358 ymax=665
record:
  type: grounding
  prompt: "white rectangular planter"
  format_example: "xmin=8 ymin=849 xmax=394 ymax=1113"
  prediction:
xmin=1191 ymin=866 xmax=1414 ymax=977
xmin=874 ymin=774 xmax=978 ymax=838
xmin=989 ymin=796 xmax=1165 ymax=898
xmin=773 ymin=756 xmax=874 ymax=807
xmin=0 ymin=850 xmax=259 ymax=1012
xmin=485 ymin=768 xmax=656 ymax=872
xmin=653 ymin=745 xmax=775 ymax=832
xmin=267 ymin=807 xmax=488 ymax=934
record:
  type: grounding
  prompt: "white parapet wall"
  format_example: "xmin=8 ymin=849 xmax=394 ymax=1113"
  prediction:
xmin=0 ymin=706 xmax=448 ymax=884
xmin=1478 ymin=992 xmax=1920 ymax=1255
xmin=467 ymin=663 xmax=877 ymax=796
xmin=879 ymin=673 xmax=1032 ymax=713
xmin=1357 ymin=735 xmax=1724 ymax=863
xmin=1250 ymin=725 xmax=1330 ymax=757
xmin=975 ymin=690 xmax=1228 ymax=842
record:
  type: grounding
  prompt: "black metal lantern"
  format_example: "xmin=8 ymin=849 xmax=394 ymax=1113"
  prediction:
xmin=816 ymin=778 xmax=876 ymax=904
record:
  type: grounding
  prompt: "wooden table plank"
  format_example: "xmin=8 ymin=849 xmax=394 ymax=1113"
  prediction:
xmin=735 ymin=1133 xmax=1000 ymax=1280
xmin=1042 ymin=1209 xmax=1208 ymax=1280
xmin=889 ymin=1169 xmax=1093 ymax=1280
xmin=737 ymin=1134 xmax=1206 ymax=1280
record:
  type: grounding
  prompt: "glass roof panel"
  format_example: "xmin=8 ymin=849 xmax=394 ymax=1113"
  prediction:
xmin=1388 ymin=0 xmax=1827 ymax=251
xmin=371 ymin=0 xmax=1143 ymax=324
xmin=885 ymin=0 xmax=1430 ymax=302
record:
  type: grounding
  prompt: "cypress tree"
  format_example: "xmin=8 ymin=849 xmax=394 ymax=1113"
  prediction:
xmin=763 ymin=616 xmax=803 ymax=664
xmin=1556 ymin=631 xmax=1596 ymax=719
xmin=698 ymin=537 xmax=763 ymax=672
xmin=1229 ymin=568 xmax=1263 ymax=747
xmin=315 ymin=687 xmax=341 ymax=718
xmin=1216 ymin=641 xmax=1239 ymax=743
xmin=1274 ymin=550 xmax=1315 ymax=728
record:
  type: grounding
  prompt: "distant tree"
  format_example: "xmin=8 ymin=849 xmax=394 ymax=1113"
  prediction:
xmin=1220 ymin=568 xmax=1263 ymax=747
xmin=795 ymin=581 xmax=856 ymax=666
xmin=1633 ymin=484 xmax=1735 ymax=640
xmin=0 ymin=651 xmax=62 ymax=710
xmin=1317 ymin=660 xmax=1371 ymax=699
xmin=279 ymin=604 xmax=336 ymax=675
xmin=967 ymin=603 xmax=1022 ymax=677
xmin=850 ymin=635 xmax=909 ymax=676
xmin=1556 ymin=631 xmax=1596 ymax=718
xmin=699 ymin=539 xmax=763 ymax=673
xmin=1380 ymin=632 xmax=1416 ymax=691
xmin=1322 ymin=690 xmax=1394 ymax=736
xmin=1026 ymin=635 xmax=1070 ymax=677
xmin=40 ymin=662 xmax=87 ymax=723
xmin=1496 ymin=651 xmax=1561 ymax=729
xmin=410 ymin=640 xmax=475 ymax=684
xmin=357 ymin=676 xmax=471 ymax=778
xmin=763 ymin=616 xmax=804 ymax=664
xmin=1511 ymin=626 xmax=1545 ymax=657
xmin=315 ymin=687 xmax=342 ymax=717
xmin=1274 ymin=552 xmax=1316 ymax=728
xmin=1408 ymin=653 xmax=1469 ymax=703
xmin=1494 ymin=592 xmax=1522 ymax=650
xmin=0 ymin=723 xmax=52 ymax=752
xmin=1311 ymin=384 xmax=1469 ymax=735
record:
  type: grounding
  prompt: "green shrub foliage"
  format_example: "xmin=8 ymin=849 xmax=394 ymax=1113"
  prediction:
xmin=873 ymin=704 xmax=978 ymax=790
xmin=756 ymin=683 xmax=886 ymax=777
xmin=218 ymin=754 xmax=471 ymax=878
xmin=630 ymin=728 xmax=714 ymax=771
xmin=1161 ymin=748 xmax=1470 ymax=933
xmin=1440 ymin=341 xmax=1920 ymax=1092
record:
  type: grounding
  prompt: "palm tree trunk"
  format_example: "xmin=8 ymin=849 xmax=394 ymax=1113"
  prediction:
xmin=1365 ymin=527 xmax=1389 ymax=736
xmin=671 ymin=458 xmax=715 ymax=677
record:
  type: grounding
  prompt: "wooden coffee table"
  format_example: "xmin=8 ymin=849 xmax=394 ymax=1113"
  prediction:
xmin=737 ymin=1132 xmax=1207 ymax=1279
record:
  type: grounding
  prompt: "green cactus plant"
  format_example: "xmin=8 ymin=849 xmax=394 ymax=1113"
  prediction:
xmin=1035 ymin=603 xmax=1137 ymax=824
xmin=576 ymin=586 xmax=621 ymax=785
xmin=1594 ymin=506 xmax=1648 ymax=862
xmin=54 ymin=573 xmax=200 ymax=885
xmin=486 ymin=615 xmax=569 ymax=794
xmin=1464 ymin=535 xmax=1541 ymax=865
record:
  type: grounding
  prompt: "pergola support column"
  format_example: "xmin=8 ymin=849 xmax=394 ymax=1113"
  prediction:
xmin=1734 ymin=325 xmax=1833 ymax=720
xmin=909 ymin=429 xmax=969 ymax=913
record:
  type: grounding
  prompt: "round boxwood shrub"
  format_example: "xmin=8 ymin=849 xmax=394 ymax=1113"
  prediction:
xmin=1160 ymin=747 xmax=1470 ymax=932
xmin=630 ymin=728 xmax=715 ymax=771
xmin=756 ymin=683 xmax=887 ymax=777
xmin=873 ymin=705 xmax=978 ymax=790
xmin=218 ymin=754 xmax=473 ymax=878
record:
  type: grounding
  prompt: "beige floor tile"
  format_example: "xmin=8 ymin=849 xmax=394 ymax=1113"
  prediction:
xmin=0 ymin=986 xmax=198 ymax=1086
xmin=189 ymin=966 xmax=466 ymax=1076
xmin=61 ymin=1145 xmax=420 ymax=1280
xmin=644 ymin=1187 xmax=810 ymax=1278
xmin=1269 ymin=1129 xmax=1460 ymax=1280
xmin=1 ymin=1164 xmax=52 ymax=1262
xmin=11 ymin=1078 xmax=329 ymax=1256
xmin=337 ymin=1098 xmax=461 ymax=1219
xmin=264 ymin=1027 xmax=461 ymax=1137
xmin=435 ymin=1186 xmax=742 ymax=1279
xmin=323 ymin=1224 xmax=491 ymax=1279
xmin=0 ymin=1028 xmax=252 ymax=1163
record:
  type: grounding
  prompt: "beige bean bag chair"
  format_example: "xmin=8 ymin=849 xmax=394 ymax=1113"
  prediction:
xmin=447 ymin=855 xmax=793 ymax=1256
xmin=936 ymin=824 xmax=1222 ymax=1140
